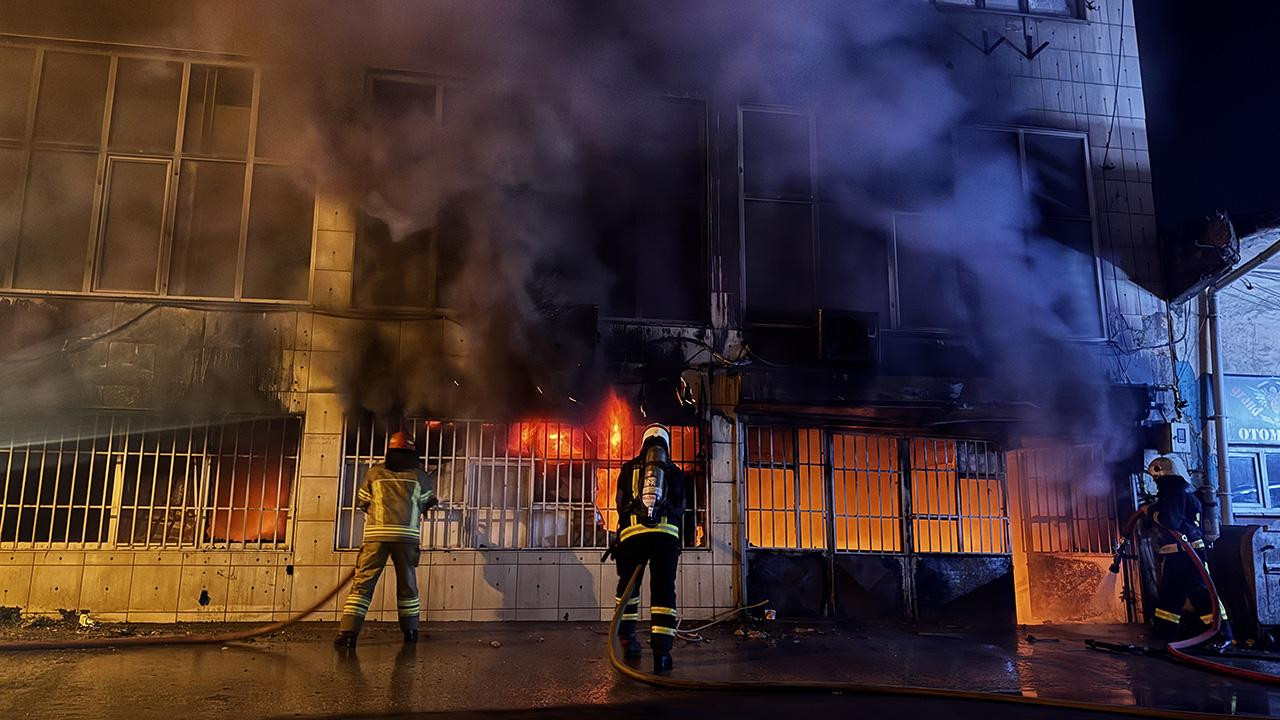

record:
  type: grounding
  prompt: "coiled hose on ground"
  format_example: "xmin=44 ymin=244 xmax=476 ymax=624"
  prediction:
xmin=0 ymin=568 xmax=356 ymax=651
xmin=607 ymin=565 xmax=1271 ymax=720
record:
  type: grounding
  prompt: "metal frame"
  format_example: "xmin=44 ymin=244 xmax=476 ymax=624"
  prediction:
xmin=889 ymin=125 xmax=1107 ymax=341
xmin=931 ymin=0 xmax=1085 ymax=21
xmin=736 ymin=103 xmax=819 ymax=329
xmin=1227 ymin=448 xmax=1280 ymax=511
xmin=0 ymin=37 xmax=316 ymax=306
xmin=337 ymin=416 xmax=709 ymax=551
xmin=1015 ymin=444 xmax=1119 ymax=554
xmin=0 ymin=413 xmax=301 ymax=550
xmin=742 ymin=424 xmax=1011 ymax=557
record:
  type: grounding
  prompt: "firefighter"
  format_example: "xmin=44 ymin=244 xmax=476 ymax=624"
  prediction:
xmin=608 ymin=423 xmax=688 ymax=674
xmin=1140 ymin=456 xmax=1233 ymax=651
xmin=334 ymin=431 xmax=438 ymax=649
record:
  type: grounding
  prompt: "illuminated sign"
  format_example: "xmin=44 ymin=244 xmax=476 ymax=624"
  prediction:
xmin=1226 ymin=375 xmax=1280 ymax=445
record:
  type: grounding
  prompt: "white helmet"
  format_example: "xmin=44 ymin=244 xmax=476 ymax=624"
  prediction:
xmin=641 ymin=423 xmax=671 ymax=449
xmin=1146 ymin=456 xmax=1177 ymax=478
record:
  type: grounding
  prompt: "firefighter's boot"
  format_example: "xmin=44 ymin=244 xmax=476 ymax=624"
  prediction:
xmin=654 ymin=652 xmax=673 ymax=674
xmin=620 ymin=634 xmax=643 ymax=660
xmin=333 ymin=631 xmax=358 ymax=649
xmin=403 ymin=629 xmax=419 ymax=643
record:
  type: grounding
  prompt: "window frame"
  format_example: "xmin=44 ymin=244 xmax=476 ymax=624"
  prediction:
xmin=931 ymin=0 xmax=1086 ymax=21
xmin=0 ymin=39 xmax=317 ymax=306
xmin=890 ymin=125 xmax=1107 ymax=340
xmin=1228 ymin=447 xmax=1280 ymax=513
xmin=736 ymin=103 xmax=820 ymax=329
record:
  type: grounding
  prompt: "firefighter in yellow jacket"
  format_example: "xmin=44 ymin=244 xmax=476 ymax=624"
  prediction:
xmin=335 ymin=431 xmax=437 ymax=648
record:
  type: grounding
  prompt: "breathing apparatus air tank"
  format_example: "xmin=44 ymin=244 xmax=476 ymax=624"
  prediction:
xmin=639 ymin=424 xmax=672 ymax=521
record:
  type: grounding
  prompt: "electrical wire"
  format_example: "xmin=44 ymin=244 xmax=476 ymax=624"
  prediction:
xmin=0 ymin=569 xmax=356 ymax=652
xmin=607 ymin=566 xmax=1262 ymax=720
xmin=675 ymin=600 xmax=770 ymax=639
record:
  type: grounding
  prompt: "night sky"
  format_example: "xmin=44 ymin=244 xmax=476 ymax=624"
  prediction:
xmin=1135 ymin=1 xmax=1280 ymax=236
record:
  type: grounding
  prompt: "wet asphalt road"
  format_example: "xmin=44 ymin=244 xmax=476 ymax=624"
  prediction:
xmin=1 ymin=622 xmax=1279 ymax=719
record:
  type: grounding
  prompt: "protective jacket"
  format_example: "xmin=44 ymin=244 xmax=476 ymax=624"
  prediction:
xmin=1144 ymin=474 xmax=1204 ymax=554
xmin=615 ymin=456 xmax=688 ymax=544
xmin=357 ymin=460 xmax=437 ymax=543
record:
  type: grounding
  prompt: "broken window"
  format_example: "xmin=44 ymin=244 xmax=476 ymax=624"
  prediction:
xmin=0 ymin=45 xmax=313 ymax=301
xmin=338 ymin=415 xmax=707 ymax=551
xmin=0 ymin=414 xmax=299 ymax=549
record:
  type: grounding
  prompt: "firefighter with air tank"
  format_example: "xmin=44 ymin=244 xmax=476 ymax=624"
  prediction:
xmin=334 ymin=431 xmax=438 ymax=649
xmin=607 ymin=423 xmax=689 ymax=673
xmin=1116 ymin=456 xmax=1234 ymax=652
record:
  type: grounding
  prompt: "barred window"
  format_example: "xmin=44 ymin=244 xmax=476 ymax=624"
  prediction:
xmin=0 ymin=414 xmax=300 ymax=549
xmin=745 ymin=426 xmax=1010 ymax=555
xmin=338 ymin=416 xmax=707 ymax=550
xmin=1010 ymin=444 xmax=1119 ymax=554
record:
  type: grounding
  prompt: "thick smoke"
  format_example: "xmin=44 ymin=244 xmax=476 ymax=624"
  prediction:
xmin=184 ymin=0 xmax=1135 ymax=457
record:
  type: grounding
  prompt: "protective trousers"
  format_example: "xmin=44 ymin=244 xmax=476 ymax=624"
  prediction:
xmin=614 ymin=532 xmax=681 ymax=654
xmin=339 ymin=541 xmax=421 ymax=635
xmin=1153 ymin=549 xmax=1232 ymax=641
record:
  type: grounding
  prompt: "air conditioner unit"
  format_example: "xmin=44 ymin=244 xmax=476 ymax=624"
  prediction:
xmin=817 ymin=309 xmax=880 ymax=365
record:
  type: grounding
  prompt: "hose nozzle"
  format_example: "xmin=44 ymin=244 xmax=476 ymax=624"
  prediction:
xmin=1108 ymin=539 xmax=1128 ymax=574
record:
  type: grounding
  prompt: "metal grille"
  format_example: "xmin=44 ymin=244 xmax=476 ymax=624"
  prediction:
xmin=338 ymin=417 xmax=706 ymax=550
xmin=831 ymin=432 xmax=901 ymax=553
xmin=0 ymin=414 xmax=299 ymax=549
xmin=743 ymin=427 xmax=826 ymax=550
xmin=1013 ymin=445 xmax=1117 ymax=554
xmin=909 ymin=438 xmax=1009 ymax=554
xmin=744 ymin=426 xmax=1009 ymax=556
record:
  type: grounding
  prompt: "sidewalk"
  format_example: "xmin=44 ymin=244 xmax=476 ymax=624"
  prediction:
xmin=1 ymin=620 xmax=1278 ymax=719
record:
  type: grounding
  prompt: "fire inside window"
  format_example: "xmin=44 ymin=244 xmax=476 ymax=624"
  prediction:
xmin=0 ymin=43 xmax=312 ymax=300
xmin=338 ymin=411 xmax=707 ymax=551
xmin=0 ymin=414 xmax=300 ymax=549
xmin=1010 ymin=445 xmax=1119 ymax=554
xmin=744 ymin=426 xmax=1010 ymax=555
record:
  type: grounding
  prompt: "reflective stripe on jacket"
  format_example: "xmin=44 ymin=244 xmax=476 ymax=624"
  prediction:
xmin=358 ymin=464 xmax=437 ymax=543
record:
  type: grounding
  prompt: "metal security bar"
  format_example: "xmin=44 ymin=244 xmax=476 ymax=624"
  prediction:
xmin=743 ymin=427 xmax=826 ymax=550
xmin=1014 ymin=444 xmax=1117 ymax=554
xmin=0 ymin=414 xmax=300 ymax=549
xmin=744 ymin=426 xmax=1010 ymax=556
xmin=338 ymin=417 xmax=706 ymax=551
xmin=909 ymin=438 xmax=1009 ymax=554
xmin=830 ymin=432 xmax=901 ymax=553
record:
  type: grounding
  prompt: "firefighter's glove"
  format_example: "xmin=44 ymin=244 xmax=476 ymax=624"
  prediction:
xmin=601 ymin=533 xmax=619 ymax=563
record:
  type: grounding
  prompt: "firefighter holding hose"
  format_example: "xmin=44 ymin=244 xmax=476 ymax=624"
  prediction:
xmin=607 ymin=423 xmax=689 ymax=674
xmin=1124 ymin=456 xmax=1233 ymax=651
xmin=334 ymin=431 xmax=438 ymax=649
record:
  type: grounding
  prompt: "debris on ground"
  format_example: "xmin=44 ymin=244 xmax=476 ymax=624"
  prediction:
xmin=1025 ymin=635 xmax=1060 ymax=644
xmin=734 ymin=627 xmax=770 ymax=640
xmin=489 ymin=640 xmax=502 ymax=648
xmin=0 ymin=607 xmax=22 ymax=625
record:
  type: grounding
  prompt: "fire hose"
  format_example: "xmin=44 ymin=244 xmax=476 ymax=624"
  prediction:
xmin=1089 ymin=511 xmax=1280 ymax=686
xmin=608 ymin=565 xmax=1275 ymax=720
xmin=0 ymin=568 xmax=356 ymax=652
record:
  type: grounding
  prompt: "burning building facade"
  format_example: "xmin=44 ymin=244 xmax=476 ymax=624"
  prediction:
xmin=0 ymin=0 xmax=1174 ymax=627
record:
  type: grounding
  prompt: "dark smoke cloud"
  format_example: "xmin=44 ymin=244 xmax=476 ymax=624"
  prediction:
xmin=171 ymin=0 xmax=1136 ymax=461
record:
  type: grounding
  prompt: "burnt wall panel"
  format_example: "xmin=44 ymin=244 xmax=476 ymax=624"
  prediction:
xmin=833 ymin=554 xmax=904 ymax=621
xmin=746 ymin=551 xmax=827 ymax=619
xmin=913 ymin=555 xmax=1014 ymax=629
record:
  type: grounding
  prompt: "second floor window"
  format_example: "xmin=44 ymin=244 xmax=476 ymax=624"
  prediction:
xmin=0 ymin=44 xmax=314 ymax=302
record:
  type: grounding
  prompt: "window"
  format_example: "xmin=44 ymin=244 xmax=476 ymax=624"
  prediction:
xmin=0 ymin=414 xmax=300 ymax=549
xmin=354 ymin=76 xmax=709 ymax=322
xmin=740 ymin=107 xmax=817 ymax=326
xmin=1228 ymin=450 xmax=1280 ymax=510
xmin=744 ymin=426 xmax=1010 ymax=555
xmin=338 ymin=416 xmax=707 ymax=550
xmin=0 ymin=44 xmax=314 ymax=300
xmin=894 ymin=128 xmax=1103 ymax=337
xmin=933 ymin=0 xmax=1082 ymax=19
xmin=1010 ymin=445 xmax=1117 ymax=554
